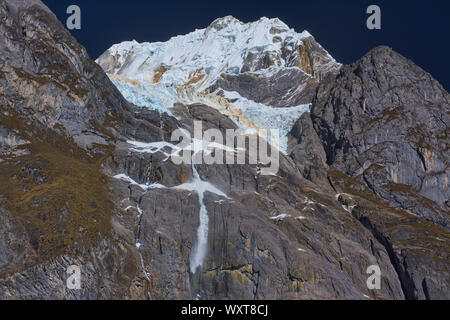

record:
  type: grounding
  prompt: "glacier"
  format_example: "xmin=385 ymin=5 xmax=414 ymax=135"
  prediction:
xmin=97 ymin=16 xmax=340 ymax=155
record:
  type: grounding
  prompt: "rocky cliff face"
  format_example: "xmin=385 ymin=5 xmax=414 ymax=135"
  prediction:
xmin=288 ymin=46 xmax=449 ymax=300
xmin=0 ymin=0 xmax=447 ymax=300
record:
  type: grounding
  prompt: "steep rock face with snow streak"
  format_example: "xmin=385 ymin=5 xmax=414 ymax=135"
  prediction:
xmin=0 ymin=0 xmax=448 ymax=300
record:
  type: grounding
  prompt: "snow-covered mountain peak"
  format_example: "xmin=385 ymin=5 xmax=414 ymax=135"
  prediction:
xmin=204 ymin=15 xmax=294 ymax=38
xmin=97 ymin=16 xmax=327 ymax=89
xmin=97 ymin=16 xmax=341 ymax=153
xmin=206 ymin=15 xmax=244 ymax=32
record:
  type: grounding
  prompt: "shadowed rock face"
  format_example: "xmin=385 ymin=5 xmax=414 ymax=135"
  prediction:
xmin=0 ymin=0 xmax=447 ymax=300
xmin=211 ymin=68 xmax=319 ymax=107
xmin=210 ymin=37 xmax=341 ymax=107
xmin=312 ymin=46 xmax=449 ymax=214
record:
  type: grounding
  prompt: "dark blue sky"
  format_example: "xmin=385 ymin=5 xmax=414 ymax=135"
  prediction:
xmin=42 ymin=0 xmax=450 ymax=90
